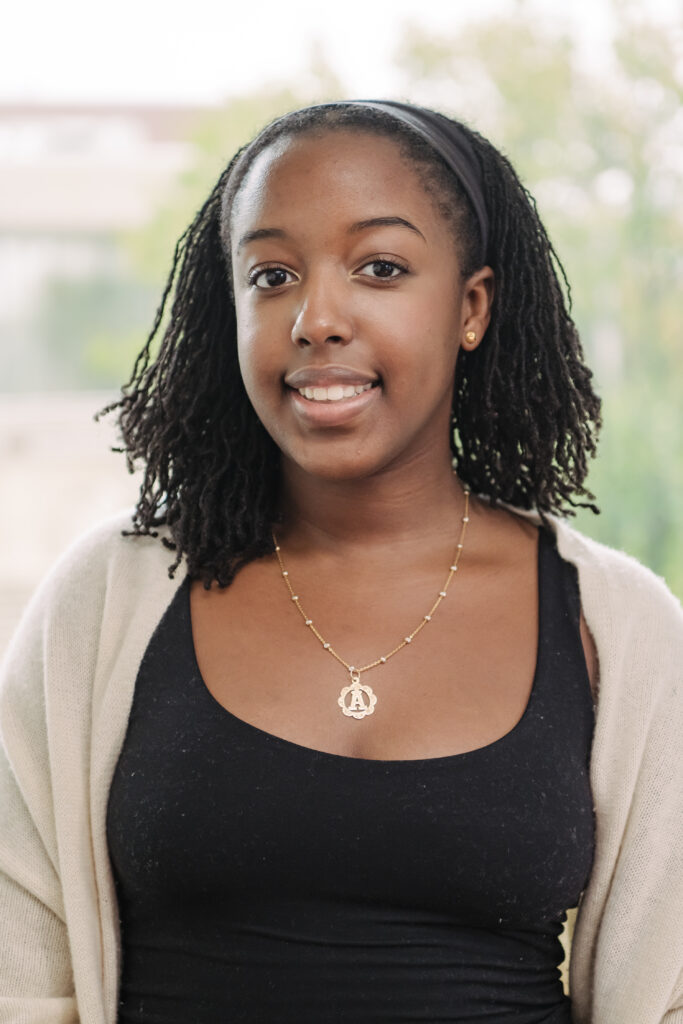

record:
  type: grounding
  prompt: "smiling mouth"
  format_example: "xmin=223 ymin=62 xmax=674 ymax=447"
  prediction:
xmin=294 ymin=382 xmax=377 ymax=403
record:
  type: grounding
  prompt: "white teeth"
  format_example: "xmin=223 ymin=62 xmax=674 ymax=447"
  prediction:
xmin=297 ymin=382 xmax=374 ymax=402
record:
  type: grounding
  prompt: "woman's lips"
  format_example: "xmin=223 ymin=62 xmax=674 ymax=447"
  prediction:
xmin=288 ymin=382 xmax=381 ymax=427
xmin=284 ymin=365 xmax=379 ymax=390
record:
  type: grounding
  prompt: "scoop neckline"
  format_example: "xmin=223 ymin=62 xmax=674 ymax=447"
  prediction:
xmin=185 ymin=528 xmax=549 ymax=767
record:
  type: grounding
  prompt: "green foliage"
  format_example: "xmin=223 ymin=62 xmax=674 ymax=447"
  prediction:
xmin=396 ymin=3 xmax=682 ymax=597
xmin=34 ymin=272 xmax=159 ymax=390
xmin=574 ymin=380 xmax=683 ymax=599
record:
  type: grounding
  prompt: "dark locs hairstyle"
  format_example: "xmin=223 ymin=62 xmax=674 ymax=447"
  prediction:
xmin=101 ymin=102 xmax=602 ymax=586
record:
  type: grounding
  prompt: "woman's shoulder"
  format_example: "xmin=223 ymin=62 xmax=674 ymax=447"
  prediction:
xmin=551 ymin=517 xmax=682 ymax=627
xmin=2 ymin=510 xmax=181 ymax=677
xmin=496 ymin=498 xmax=681 ymax=624
xmin=547 ymin=518 xmax=683 ymax=721
xmin=33 ymin=510 xmax=176 ymax=606
xmin=498 ymin=501 xmax=682 ymax=687
xmin=51 ymin=508 xmax=171 ymax=574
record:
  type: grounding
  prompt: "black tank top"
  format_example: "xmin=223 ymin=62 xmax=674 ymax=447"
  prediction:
xmin=107 ymin=527 xmax=595 ymax=1023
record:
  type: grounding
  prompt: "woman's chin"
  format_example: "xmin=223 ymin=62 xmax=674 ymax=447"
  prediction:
xmin=283 ymin=451 xmax=380 ymax=484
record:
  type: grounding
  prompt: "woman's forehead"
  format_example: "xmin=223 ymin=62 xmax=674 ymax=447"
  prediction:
xmin=229 ymin=130 xmax=436 ymax=238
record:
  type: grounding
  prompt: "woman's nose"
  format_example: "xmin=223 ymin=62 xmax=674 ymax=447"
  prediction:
xmin=290 ymin=272 xmax=353 ymax=348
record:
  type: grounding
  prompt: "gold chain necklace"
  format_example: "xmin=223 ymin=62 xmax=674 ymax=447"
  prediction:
xmin=272 ymin=487 xmax=470 ymax=720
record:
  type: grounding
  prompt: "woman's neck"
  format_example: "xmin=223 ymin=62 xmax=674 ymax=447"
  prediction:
xmin=278 ymin=453 xmax=467 ymax=556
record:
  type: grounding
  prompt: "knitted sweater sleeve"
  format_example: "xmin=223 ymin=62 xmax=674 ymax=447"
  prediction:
xmin=0 ymin=514 xmax=182 ymax=1024
xmin=557 ymin=526 xmax=683 ymax=1024
xmin=0 ymin=561 xmax=83 ymax=1022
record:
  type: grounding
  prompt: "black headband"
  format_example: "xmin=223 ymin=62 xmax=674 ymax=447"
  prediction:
xmin=348 ymin=100 xmax=489 ymax=260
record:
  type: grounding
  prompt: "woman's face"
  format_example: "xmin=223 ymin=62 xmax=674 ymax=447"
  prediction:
xmin=229 ymin=129 xmax=492 ymax=483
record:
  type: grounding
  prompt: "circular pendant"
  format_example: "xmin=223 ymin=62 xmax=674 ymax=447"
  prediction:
xmin=338 ymin=670 xmax=377 ymax=719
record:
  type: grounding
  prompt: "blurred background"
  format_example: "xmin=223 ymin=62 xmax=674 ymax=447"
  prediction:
xmin=1 ymin=0 xmax=682 ymax=654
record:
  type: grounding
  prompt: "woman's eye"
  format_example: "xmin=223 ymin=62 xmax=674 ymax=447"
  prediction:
xmin=249 ymin=267 xmax=296 ymax=289
xmin=357 ymin=259 xmax=407 ymax=280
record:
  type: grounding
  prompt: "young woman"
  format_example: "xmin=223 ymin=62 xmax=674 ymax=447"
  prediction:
xmin=1 ymin=101 xmax=681 ymax=1024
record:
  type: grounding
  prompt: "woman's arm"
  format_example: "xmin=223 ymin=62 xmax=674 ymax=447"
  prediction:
xmin=0 ymin=592 xmax=78 ymax=1021
xmin=1 ymin=513 xmax=185 ymax=1024
xmin=563 ymin=524 xmax=683 ymax=1024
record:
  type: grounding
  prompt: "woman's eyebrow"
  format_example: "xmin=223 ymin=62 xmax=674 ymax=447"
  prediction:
xmin=349 ymin=216 xmax=426 ymax=241
xmin=236 ymin=227 xmax=288 ymax=252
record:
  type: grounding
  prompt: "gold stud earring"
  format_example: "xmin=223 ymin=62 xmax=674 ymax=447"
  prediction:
xmin=465 ymin=330 xmax=477 ymax=346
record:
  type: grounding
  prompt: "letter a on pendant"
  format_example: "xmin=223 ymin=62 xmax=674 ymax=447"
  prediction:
xmin=338 ymin=670 xmax=378 ymax=720
xmin=349 ymin=689 xmax=366 ymax=711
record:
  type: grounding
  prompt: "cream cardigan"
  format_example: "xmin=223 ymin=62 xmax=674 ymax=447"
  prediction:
xmin=0 ymin=511 xmax=682 ymax=1024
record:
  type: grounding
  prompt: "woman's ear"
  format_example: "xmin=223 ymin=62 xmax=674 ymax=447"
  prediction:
xmin=461 ymin=266 xmax=495 ymax=350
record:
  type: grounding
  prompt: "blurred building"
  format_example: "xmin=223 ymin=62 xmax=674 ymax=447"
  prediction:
xmin=0 ymin=102 xmax=206 ymax=390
